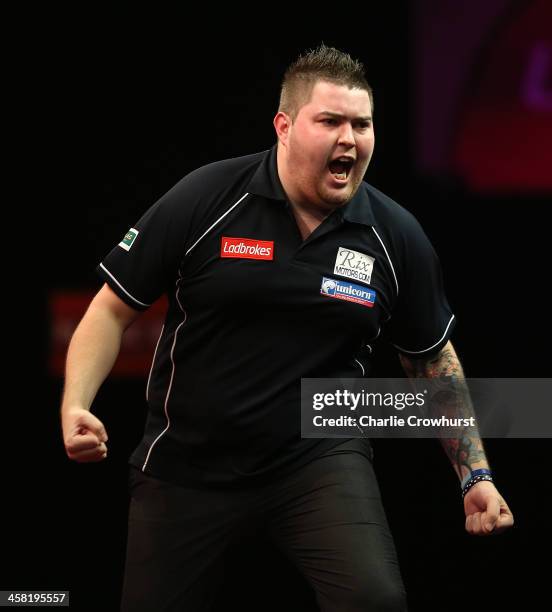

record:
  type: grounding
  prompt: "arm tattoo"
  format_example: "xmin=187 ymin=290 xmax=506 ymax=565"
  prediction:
xmin=400 ymin=343 xmax=489 ymax=483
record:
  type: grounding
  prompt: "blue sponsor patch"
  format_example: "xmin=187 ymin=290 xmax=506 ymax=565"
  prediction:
xmin=320 ymin=277 xmax=376 ymax=308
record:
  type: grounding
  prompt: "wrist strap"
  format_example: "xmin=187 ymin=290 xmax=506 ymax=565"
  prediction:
xmin=462 ymin=474 xmax=493 ymax=499
xmin=461 ymin=468 xmax=492 ymax=489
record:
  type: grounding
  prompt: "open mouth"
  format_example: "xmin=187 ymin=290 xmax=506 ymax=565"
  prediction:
xmin=328 ymin=158 xmax=354 ymax=181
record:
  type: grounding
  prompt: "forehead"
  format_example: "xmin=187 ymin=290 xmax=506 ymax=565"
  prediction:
xmin=301 ymin=80 xmax=372 ymax=117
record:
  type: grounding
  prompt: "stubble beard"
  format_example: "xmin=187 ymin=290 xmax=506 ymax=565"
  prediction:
xmin=318 ymin=170 xmax=363 ymax=209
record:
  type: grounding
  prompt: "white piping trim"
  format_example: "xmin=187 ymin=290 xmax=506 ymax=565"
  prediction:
xmin=371 ymin=227 xmax=399 ymax=297
xmin=185 ymin=192 xmax=250 ymax=256
xmin=142 ymin=276 xmax=187 ymax=471
xmin=146 ymin=324 xmax=164 ymax=402
xmin=365 ymin=325 xmax=381 ymax=354
xmin=354 ymin=358 xmax=365 ymax=376
xmin=99 ymin=263 xmax=150 ymax=308
xmin=369 ymin=326 xmax=381 ymax=342
xmin=393 ymin=314 xmax=456 ymax=355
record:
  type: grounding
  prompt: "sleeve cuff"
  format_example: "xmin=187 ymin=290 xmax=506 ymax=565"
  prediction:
xmin=392 ymin=314 xmax=456 ymax=358
xmin=96 ymin=263 xmax=151 ymax=311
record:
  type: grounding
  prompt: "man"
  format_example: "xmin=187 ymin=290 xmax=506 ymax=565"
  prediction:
xmin=61 ymin=45 xmax=513 ymax=611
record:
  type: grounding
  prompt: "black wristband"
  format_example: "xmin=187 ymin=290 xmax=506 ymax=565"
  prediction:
xmin=462 ymin=474 xmax=494 ymax=499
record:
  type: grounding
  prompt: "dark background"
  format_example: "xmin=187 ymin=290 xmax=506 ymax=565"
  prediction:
xmin=9 ymin=3 xmax=550 ymax=611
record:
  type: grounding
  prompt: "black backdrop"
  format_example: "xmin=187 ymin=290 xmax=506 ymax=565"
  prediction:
xmin=10 ymin=5 xmax=550 ymax=611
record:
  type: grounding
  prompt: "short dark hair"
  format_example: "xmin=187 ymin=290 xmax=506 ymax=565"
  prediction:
xmin=278 ymin=44 xmax=373 ymax=120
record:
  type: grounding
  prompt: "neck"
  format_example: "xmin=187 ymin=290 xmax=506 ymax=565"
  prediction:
xmin=276 ymin=143 xmax=333 ymax=239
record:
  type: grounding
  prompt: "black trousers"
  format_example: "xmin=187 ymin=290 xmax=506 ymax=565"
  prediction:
xmin=120 ymin=439 xmax=407 ymax=611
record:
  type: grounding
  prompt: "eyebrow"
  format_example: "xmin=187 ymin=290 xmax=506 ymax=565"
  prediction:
xmin=316 ymin=111 xmax=372 ymax=121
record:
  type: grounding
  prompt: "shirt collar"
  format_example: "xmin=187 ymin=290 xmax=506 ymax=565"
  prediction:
xmin=246 ymin=145 xmax=288 ymax=201
xmin=247 ymin=144 xmax=375 ymax=226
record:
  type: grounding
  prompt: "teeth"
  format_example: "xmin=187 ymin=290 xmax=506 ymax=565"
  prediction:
xmin=334 ymin=172 xmax=347 ymax=179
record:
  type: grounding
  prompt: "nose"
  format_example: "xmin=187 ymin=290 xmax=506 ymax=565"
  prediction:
xmin=337 ymin=122 xmax=355 ymax=147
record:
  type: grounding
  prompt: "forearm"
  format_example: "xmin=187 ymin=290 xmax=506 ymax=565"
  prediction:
xmin=400 ymin=341 xmax=489 ymax=484
xmin=61 ymin=305 xmax=125 ymax=414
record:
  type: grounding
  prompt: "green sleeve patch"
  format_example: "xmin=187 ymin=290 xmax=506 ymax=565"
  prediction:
xmin=119 ymin=227 xmax=139 ymax=251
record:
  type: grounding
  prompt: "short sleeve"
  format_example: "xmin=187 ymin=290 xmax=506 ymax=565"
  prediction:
xmin=386 ymin=216 xmax=456 ymax=358
xmin=96 ymin=175 xmax=199 ymax=310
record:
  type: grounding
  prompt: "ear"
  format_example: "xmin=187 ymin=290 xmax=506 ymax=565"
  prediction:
xmin=273 ymin=112 xmax=291 ymax=145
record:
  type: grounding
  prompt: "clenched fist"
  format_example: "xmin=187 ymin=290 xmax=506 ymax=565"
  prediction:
xmin=62 ymin=408 xmax=109 ymax=463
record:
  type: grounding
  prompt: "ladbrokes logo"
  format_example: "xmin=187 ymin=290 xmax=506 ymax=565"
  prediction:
xmin=220 ymin=236 xmax=274 ymax=260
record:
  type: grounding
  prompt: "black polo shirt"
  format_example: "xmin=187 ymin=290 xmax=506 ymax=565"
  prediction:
xmin=97 ymin=145 xmax=455 ymax=487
